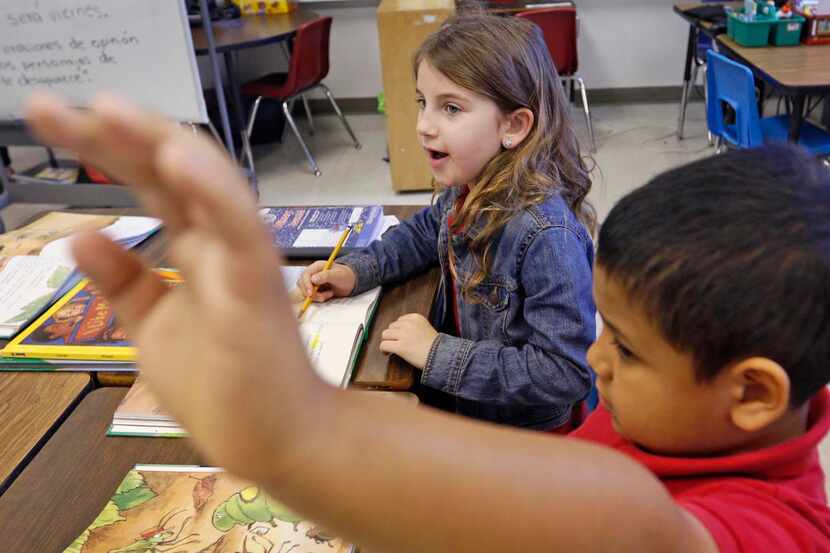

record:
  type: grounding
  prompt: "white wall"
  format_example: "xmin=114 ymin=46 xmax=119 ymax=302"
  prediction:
xmin=200 ymin=2 xmax=691 ymax=99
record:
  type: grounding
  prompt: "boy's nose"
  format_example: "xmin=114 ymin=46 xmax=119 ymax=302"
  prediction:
xmin=587 ymin=341 xmax=612 ymax=382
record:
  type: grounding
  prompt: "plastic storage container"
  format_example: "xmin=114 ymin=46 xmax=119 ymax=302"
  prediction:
xmin=728 ymin=10 xmax=774 ymax=46
xmin=771 ymin=15 xmax=806 ymax=45
xmin=756 ymin=1 xmax=777 ymax=17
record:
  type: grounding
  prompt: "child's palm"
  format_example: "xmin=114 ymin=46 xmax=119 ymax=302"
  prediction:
xmin=27 ymin=92 xmax=316 ymax=477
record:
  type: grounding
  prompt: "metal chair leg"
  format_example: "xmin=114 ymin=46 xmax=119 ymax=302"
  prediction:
xmin=317 ymin=84 xmax=361 ymax=150
xmin=283 ymin=101 xmax=321 ymax=176
xmin=245 ymin=96 xmax=264 ymax=141
xmin=576 ymin=77 xmax=596 ymax=153
xmin=301 ymin=94 xmax=315 ymax=135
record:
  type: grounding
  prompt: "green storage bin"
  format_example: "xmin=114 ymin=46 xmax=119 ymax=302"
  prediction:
xmin=771 ymin=16 xmax=805 ymax=46
xmin=728 ymin=11 xmax=774 ymax=47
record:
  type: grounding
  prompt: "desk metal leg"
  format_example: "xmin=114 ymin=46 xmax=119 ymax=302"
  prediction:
xmin=677 ymin=25 xmax=697 ymax=139
xmin=789 ymin=94 xmax=805 ymax=143
xmin=223 ymin=50 xmax=258 ymax=193
xmin=757 ymin=79 xmax=765 ymax=117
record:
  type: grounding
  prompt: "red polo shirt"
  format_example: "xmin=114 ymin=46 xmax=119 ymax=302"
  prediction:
xmin=572 ymin=388 xmax=830 ymax=552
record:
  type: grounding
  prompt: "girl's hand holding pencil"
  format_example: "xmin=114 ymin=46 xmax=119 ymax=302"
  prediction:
xmin=297 ymin=260 xmax=357 ymax=304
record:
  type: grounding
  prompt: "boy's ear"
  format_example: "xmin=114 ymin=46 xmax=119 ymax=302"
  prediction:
xmin=501 ymin=108 xmax=534 ymax=149
xmin=727 ymin=357 xmax=791 ymax=432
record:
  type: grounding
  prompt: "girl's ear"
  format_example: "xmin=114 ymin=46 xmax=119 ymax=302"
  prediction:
xmin=501 ymin=108 xmax=534 ymax=150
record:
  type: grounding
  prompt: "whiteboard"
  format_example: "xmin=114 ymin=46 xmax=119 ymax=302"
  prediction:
xmin=0 ymin=0 xmax=208 ymax=123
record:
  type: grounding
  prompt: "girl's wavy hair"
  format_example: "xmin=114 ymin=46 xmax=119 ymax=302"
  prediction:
xmin=414 ymin=14 xmax=595 ymax=298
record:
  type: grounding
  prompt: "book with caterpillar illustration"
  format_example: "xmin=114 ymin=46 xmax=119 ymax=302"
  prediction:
xmin=62 ymin=464 xmax=354 ymax=553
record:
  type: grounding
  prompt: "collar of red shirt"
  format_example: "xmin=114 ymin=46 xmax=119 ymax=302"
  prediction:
xmin=572 ymin=387 xmax=830 ymax=480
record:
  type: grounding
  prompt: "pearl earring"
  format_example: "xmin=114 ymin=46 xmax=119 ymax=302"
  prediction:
xmin=503 ymin=137 xmax=513 ymax=148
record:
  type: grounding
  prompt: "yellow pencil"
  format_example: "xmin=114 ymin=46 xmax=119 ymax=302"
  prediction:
xmin=298 ymin=225 xmax=353 ymax=320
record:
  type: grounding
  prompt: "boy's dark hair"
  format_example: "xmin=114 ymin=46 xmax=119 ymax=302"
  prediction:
xmin=597 ymin=145 xmax=830 ymax=406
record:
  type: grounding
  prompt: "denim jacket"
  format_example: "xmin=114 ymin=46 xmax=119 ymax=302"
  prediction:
xmin=338 ymin=187 xmax=596 ymax=430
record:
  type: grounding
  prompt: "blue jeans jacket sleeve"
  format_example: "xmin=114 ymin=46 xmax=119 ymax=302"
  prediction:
xmin=422 ymin=226 xmax=595 ymax=407
xmin=336 ymin=195 xmax=450 ymax=295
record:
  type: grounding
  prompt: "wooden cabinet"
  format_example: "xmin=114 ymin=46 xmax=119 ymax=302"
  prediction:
xmin=377 ymin=0 xmax=454 ymax=191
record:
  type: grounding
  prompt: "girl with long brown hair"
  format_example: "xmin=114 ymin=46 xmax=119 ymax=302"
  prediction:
xmin=300 ymin=14 xmax=596 ymax=431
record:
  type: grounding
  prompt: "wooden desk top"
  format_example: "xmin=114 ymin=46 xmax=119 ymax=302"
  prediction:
xmin=0 ymin=387 xmax=200 ymax=552
xmin=716 ymin=36 xmax=830 ymax=92
xmin=191 ymin=10 xmax=320 ymax=54
xmin=12 ymin=206 xmax=439 ymax=390
xmin=0 ymin=372 xmax=90 ymax=495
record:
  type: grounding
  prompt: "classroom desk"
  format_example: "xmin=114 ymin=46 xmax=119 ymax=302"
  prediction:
xmin=0 ymin=386 xmax=417 ymax=551
xmin=191 ymin=11 xmax=320 ymax=144
xmin=0 ymin=372 xmax=91 ymax=496
xmin=0 ymin=387 xmax=199 ymax=552
xmin=7 ymin=205 xmax=439 ymax=390
xmin=715 ymin=36 xmax=830 ymax=142
xmin=673 ymin=2 xmax=741 ymax=138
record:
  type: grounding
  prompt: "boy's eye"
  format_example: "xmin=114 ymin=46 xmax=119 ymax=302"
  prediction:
xmin=444 ymin=104 xmax=461 ymax=115
xmin=611 ymin=338 xmax=635 ymax=361
xmin=415 ymin=97 xmax=425 ymax=109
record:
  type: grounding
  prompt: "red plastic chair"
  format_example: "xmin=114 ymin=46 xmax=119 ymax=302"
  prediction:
xmin=517 ymin=6 xmax=596 ymax=151
xmin=241 ymin=16 xmax=360 ymax=176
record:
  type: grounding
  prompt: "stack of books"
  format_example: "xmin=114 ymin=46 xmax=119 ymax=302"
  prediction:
xmin=0 ymin=212 xmax=162 ymax=372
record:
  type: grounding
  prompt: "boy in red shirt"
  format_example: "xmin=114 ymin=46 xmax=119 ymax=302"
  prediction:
xmin=25 ymin=92 xmax=830 ymax=553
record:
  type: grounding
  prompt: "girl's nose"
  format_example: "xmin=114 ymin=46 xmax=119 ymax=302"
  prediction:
xmin=416 ymin=111 xmax=437 ymax=137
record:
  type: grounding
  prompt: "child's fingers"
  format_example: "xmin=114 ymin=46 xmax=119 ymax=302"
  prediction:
xmin=313 ymin=289 xmax=334 ymax=302
xmin=398 ymin=313 xmax=427 ymax=323
xmin=300 ymin=261 xmax=326 ymax=296
xmin=72 ymin=232 xmax=168 ymax=332
xmin=155 ymin=135 xmax=263 ymax=252
xmin=288 ymin=287 xmax=305 ymax=303
xmin=379 ymin=339 xmax=401 ymax=355
xmin=310 ymin=269 xmax=334 ymax=287
xmin=24 ymin=93 xmax=188 ymax=232
xmin=381 ymin=328 xmax=402 ymax=341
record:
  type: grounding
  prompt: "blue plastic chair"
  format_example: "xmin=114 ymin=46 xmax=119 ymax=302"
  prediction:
xmin=706 ymin=51 xmax=830 ymax=156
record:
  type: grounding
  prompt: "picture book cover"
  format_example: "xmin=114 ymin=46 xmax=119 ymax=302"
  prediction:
xmin=259 ymin=206 xmax=386 ymax=257
xmin=2 ymin=270 xmax=181 ymax=361
xmin=63 ymin=465 xmax=354 ymax=553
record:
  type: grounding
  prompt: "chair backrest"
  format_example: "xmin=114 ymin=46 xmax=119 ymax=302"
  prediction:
xmin=282 ymin=16 xmax=332 ymax=96
xmin=516 ymin=7 xmax=578 ymax=76
xmin=706 ymin=50 xmax=764 ymax=148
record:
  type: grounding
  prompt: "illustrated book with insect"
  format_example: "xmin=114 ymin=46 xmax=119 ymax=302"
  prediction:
xmin=62 ymin=464 xmax=355 ymax=553
xmin=0 ymin=211 xmax=161 ymax=339
xmin=1 ymin=270 xmax=181 ymax=362
xmin=259 ymin=205 xmax=399 ymax=258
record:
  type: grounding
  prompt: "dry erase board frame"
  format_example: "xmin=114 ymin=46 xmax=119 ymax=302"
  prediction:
xmin=0 ymin=0 xmax=208 ymax=124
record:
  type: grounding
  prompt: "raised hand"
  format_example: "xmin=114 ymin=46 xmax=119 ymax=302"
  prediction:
xmin=24 ymin=92 xmax=331 ymax=480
